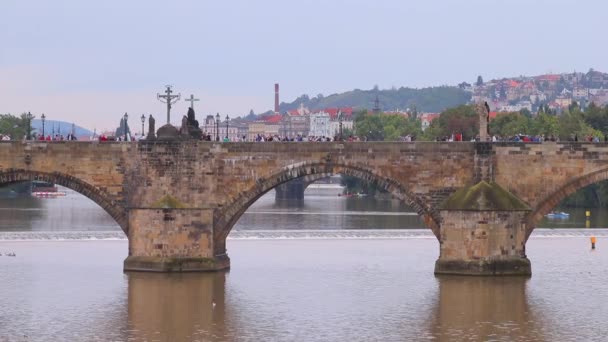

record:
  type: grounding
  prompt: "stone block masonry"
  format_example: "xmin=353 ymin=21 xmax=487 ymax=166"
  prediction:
xmin=3 ymin=140 xmax=608 ymax=275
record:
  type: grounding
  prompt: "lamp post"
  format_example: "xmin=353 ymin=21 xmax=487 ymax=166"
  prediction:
xmin=225 ymin=114 xmax=230 ymax=141
xmin=123 ymin=112 xmax=128 ymax=140
xmin=140 ymin=114 xmax=146 ymax=136
xmin=338 ymin=112 xmax=343 ymax=141
xmin=41 ymin=113 xmax=46 ymax=138
xmin=215 ymin=113 xmax=220 ymax=141
xmin=289 ymin=117 xmax=293 ymax=139
xmin=26 ymin=112 xmax=33 ymax=140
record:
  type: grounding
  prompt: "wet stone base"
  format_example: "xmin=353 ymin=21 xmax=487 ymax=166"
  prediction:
xmin=123 ymin=255 xmax=230 ymax=273
xmin=434 ymin=258 xmax=532 ymax=276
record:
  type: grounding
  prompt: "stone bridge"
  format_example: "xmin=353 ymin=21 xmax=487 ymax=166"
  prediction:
xmin=1 ymin=140 xmax=605 ymax=276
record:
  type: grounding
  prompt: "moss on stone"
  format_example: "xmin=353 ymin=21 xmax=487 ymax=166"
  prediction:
xmin=152 ymin=194 xmax=187 ymax=209
xmin=441 ymin=181 xmax=530 ymax=211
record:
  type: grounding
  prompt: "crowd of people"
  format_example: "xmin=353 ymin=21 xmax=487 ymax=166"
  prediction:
xmin=4 ymin=131 xmax=608 ymax=144
xmin=197 ymin=133 xmax=364 ymax=142
xmin=432 ymin=133 xmax=608 ymax=143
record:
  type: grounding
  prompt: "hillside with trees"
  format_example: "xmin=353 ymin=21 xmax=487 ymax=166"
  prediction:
xmin=278 ymin=86 xmax=471 ymax=113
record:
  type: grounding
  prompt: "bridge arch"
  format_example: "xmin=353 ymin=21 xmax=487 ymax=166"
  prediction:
xmin=213 ymin=162 xmax=440 ymax=254
xmin=526 ymin=168 xmax=608 ymax=238
xmin=0 ymin=169 xmax=128 ymax=234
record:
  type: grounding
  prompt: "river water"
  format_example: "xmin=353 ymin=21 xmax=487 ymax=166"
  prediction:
xmin=0 ymin=187 xmax=607 ymax=341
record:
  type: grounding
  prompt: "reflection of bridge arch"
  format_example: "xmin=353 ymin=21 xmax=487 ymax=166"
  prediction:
xmin=213 ymin=162 xmax=439 ymax=254
xmin=526 ymin=168 xmax=608 ymax=238
xmin=0 ymin=169 xmax=128 ymax=234
xmin=274 ymin=174 xmax=335 ymax=200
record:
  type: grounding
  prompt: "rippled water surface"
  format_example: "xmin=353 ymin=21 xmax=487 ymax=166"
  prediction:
xmin=0 ymin=187 xmax=607 ymax=341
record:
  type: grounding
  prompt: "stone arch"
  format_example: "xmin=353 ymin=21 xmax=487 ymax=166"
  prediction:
xmin=526 ymin=168 xmax=608 ymax=238
xmin=213 ymin=162 xmax=440 ymax=254
xmin=0 ymin=169 xmax=128 ymax=234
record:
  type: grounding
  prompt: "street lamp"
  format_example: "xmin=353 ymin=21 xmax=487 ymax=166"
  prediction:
xmin=41 ymin=113 xmax=46 ymax=138
xmin=140 ymin=114 xmax=146 ymax=136
xmin=123 ymin=112 xmax=128 ymax=139
xmin=26 ymin=112 xmax=33 ymax=140
xmin=215 ymin=113 xmax=220 ymax=141
xmin=338 ymin=112 xmax=344 ymax=141
xmin=225 ymin=114 xmax=230 ymax=141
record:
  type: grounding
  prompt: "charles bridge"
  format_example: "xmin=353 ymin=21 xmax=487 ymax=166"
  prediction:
xmin=1 ymin=139 xmax=606 ymax=276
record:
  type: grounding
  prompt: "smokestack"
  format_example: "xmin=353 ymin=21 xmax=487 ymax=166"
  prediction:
xmin=274 ymin=83 xmax=280 ymax=114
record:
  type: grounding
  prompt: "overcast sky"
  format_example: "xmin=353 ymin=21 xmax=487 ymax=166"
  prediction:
xmin=1 ymin=0 xmax=607 ymax=131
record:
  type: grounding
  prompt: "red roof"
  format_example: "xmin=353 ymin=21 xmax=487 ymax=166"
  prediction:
xmin=507 ymin=80 xmax=520 ymax=88
xmin=288 ymin=109 xmax=300 ymax=116
xmin=489 ymin=112 xmax=498 ymax=120
xmin=323 ymin=107 xmax=353 ymax=120
xmin=263 ymin=114 xmax=283 ymax=124
xmin=536 ymin=74 xmax=561 ymax=81
xmin=420 ymin=113 xmax=440 ymax=122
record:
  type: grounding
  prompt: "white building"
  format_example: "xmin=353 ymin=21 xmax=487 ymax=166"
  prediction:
xmin=309 ymin=112 xmax=332 ymax=137
xmin=201 ymin=115 xmax=239 ymax=141
xmin=329 ymin=119 xmax=354 ymax=137
xmin=573 ymin=88 xmax=589 ymax=99
xmin=499 ymin=101 xmax=532 ymax=113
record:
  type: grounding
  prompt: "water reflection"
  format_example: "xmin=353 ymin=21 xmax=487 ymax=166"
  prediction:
xmin=127 ymin=272 xmax=227 ymax=341
xmin=236 ymin=194 xmax=424 ymax=231
xmin=0 ymin=196 xmax=44 ymax=231
xmin=430 ymin=276 xmax=544 ymax=341
xmin=0 ymin=187 xmax=119 ymax=232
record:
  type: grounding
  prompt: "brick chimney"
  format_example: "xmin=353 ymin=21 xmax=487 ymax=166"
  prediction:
xmin=274 ymin=83 xmax=280 ymax=113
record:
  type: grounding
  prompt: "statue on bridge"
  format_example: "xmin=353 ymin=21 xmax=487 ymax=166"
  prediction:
xmin=477 ymin=102 xmax=491 ymax=141
xmin=147 ymin=115 xmax=156 ymax=140
xmin=180 ymin=107 xmax=203 ymax=140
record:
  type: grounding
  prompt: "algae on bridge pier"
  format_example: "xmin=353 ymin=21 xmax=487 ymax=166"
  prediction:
xmin=442 ymin=181 xmax=530 ymax=211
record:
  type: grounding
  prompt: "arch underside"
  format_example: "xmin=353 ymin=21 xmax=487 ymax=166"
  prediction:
xmin=213 ymin=162 xmax=440 ymax=253
xmin=0 ymin=169 xmax=128 ymax=234
xmin=527 ymin=168 xmax=608 ymax=238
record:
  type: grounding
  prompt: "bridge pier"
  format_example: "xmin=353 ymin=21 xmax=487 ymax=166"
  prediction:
xmin=124 ymin=208 xmax=230 ymax=272
xmin=434 ymin=181 xmax=532 ymax=276
xmin=274 ymin=179 xmax=306 ymax=201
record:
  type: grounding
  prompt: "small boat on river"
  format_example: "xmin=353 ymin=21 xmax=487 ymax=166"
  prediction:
xmin=545 ymin=211 xmax=570 ymax=219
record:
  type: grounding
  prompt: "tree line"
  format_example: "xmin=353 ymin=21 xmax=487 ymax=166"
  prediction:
xmin=0 ymin=113 xmax=35 ymax=140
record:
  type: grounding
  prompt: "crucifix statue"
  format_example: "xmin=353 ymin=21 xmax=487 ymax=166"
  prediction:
xmin=185 ymin=94 xmax=200 ymax=110
xmin=157 ymin=85 xmax=181 ymax=124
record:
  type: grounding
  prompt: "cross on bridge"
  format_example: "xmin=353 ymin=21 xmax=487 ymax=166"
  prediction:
xmin=157 ymin=85 xmax=181 ymax=124
xmin=185 ymin=94 xmax=200 ymax=110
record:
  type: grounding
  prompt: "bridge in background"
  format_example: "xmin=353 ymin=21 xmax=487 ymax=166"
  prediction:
xmin=1 ymin=140 xmax=605 ymax=275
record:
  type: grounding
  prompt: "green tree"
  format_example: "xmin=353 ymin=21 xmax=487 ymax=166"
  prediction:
xmin=423 ymin=105 xmax=478 ymax=140
xmin=355 ymin=113 xmax=384 ymax=141
xmin=583 ymin=102 xmax=608 ymax=133
xmin=530 ymin=112 xmax=559 ymax=137
xmin=354 ymin=113 xmax=422 ymax=141
xmin=489 ymin=112 xmax=531 ymax=137
xmin=558 ymin=108 xmax=597 ymax=140
xmin=0 ymin=113 xmax=34 ymax=140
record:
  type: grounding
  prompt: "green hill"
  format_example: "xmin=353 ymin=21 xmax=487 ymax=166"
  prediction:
xmin=278 ymin=86 xmax=471 ymax=113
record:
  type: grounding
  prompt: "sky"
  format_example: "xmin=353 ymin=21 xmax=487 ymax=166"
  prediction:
xmin=1 ymin=0 xmax=607 ymax=132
